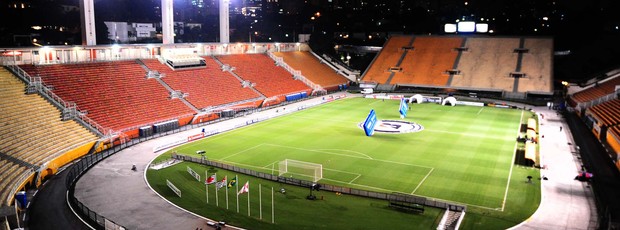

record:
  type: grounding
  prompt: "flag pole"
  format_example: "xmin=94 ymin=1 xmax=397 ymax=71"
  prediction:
xmin=215 ymin=173 xmax=219 ymax=207
xmin=259 ymin=184 xmax=262 ymax=220
xmin=236 ymin=175 xmax=240 ymax=213
xmin=205 ymin=171 xmax=209 ymax=204
xmin=247 ymin=181 xmax=251 ymax=216
xmin=225 ymin=179 xmax=229 ymax=209
xmin=271 ymin=187 xmax=274 ymax=223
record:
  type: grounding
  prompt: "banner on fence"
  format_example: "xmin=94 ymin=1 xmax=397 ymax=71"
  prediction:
xmin=166 ymin=179 xmax=182 ymax=197
xmin=154 ymin=137 xmax=188 ymax=152
xmin=187 ymin=166 xmax=201 ymax=182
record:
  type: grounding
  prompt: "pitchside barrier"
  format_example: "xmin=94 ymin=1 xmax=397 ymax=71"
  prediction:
xmin=61 ymin=92 xmax=348 ymax=230
xmin=173 ymin=154 xmax=467 ymax=212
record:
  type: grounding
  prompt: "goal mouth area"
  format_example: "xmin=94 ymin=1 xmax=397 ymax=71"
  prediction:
xmin=278 ymin=159 xmax=323 ymax=183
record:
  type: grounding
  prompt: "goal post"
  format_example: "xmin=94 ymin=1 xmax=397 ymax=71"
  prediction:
xmin=278 ymin=159 xmax=323 ymax=182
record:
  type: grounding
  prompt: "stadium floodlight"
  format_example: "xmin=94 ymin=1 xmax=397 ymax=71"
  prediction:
xmin=444 ymin=24 xmax=457 ymax=33
xmin=457 ymin=21 xmax=476 ymax=32
xmin=278 ymin=159 xmax=323 ymax=183
xmin=476 ymin=23 xmax=489 ymax=33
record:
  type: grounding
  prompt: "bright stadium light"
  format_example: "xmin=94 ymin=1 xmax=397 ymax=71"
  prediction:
xmin=457 ymin=21 xmax=475 ymax=32
xmin=444 ymin=24 xmax=457 ymax=33
xmin=476 ymin=23 xmax=489 ymax=33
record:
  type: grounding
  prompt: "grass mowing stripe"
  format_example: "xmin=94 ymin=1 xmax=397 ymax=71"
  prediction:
xmin=502 ymin=109 xmax=525 ymax=211
xmin=219 ymin=143 xmax=266 ymax=161
xmin=411 ymin=168 xmax=434 ymax=194
xmin=264 ymin=143 xmax=374 ymax=159
xmin=150 ymin=98 xmax=539 ymax=229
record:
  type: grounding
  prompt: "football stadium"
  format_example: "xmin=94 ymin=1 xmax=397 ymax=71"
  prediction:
xmin=2 ymin=1 xmax=620 ymax=230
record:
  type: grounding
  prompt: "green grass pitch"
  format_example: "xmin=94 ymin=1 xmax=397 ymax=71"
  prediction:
xmin=148 ymin=97 xmax=541 ymax=229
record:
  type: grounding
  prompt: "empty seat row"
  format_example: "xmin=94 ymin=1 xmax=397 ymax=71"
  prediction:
xmin=273 ymin=51 xmax=349 ymax=88
xmin=19 ymin=61 xmax=195 ymax=131
xmin=0 ymin=69 xmax=98 ymax=204
xmin=572 ymin=77 xmax=620 ymax=103
xmin=141 ymin=58 xmax=261 ymax=110
xmin=216 ymin=54 xmax=311 ymax=97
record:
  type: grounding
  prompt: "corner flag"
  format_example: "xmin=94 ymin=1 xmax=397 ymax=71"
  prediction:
xmin=399 ymin=98 xmax=408 ymax=118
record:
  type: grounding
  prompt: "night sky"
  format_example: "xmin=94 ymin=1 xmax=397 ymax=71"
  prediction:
xmin=1 ymin=0 xmax=619 ymax=81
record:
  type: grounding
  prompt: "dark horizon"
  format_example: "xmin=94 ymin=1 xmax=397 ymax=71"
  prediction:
xmin=1 ymin=0 xmax=619 ymax=81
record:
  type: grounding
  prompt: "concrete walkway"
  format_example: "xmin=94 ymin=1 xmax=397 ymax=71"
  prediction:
xmin=74 ymin=94 xmax=343 ymax=230
xmin=74 ymin=97 xmax=596 ymax=230
xmin=512 ymin=107 xmax=597 ymax=230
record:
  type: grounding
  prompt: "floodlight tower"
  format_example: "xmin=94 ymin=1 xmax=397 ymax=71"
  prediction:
xmin=162 ymin=0 xmax=175 ymax=44
xmin=219 ymin=0 xmax=230 ymax=43
xmin=79 ymin=0 xmax=96 ymax=45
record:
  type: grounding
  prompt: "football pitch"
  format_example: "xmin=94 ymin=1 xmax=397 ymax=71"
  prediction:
xmin=172 ymin=97 xmax=526 ymax=210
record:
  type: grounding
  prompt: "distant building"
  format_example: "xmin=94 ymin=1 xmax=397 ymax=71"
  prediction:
xmin=133 ymin=23 xmax=157 ymax=39
xmin=104 ymin=22 xmax=157 ymax=43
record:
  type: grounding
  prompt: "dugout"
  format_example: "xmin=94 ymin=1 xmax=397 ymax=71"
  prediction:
xmin=388 ymin=192 xmax=426 ymax=213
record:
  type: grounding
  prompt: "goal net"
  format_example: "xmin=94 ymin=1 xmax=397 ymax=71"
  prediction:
xmin=278 ymin=159 xmax=323 ymax=182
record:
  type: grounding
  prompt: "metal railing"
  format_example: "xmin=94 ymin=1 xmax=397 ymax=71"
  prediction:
xmin=5 ymin=64 xmax=109 ymax=136
xmin=174 ymin=154 xmax=467 ymax=212
xmin=63 ymin=93 xmax=335 ymax=230
xmin=66 ymin=144 xmax=129 ymax=230
xmin=4 ymin=171 xmax=35 ymax=206
xmin=266 ymin=52 xmax=323 ymax=91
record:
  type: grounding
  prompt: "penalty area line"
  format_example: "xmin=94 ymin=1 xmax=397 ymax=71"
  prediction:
xmin=411 ymin=168 xmax=434 ymax=195
xmin=263 ymin=161 xmax=280 ymax=168
xmin=219 ymin=144 xmax=265 ymax=161
xmin=348 ymin=174 xmax=362 ymax=184
xmin=316 ymin=174 xmax=503 ymax=211
xmin=477 ymin=107 xmax=484 ymax=115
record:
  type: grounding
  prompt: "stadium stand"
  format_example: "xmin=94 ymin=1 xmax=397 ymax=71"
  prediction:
xmin=586 ymin=99 xmax=620 ymax=129
xmin=216 ymin=54 xmax=312 ymax=98
xmin=272 ymin=51 xmax=350 ymax=91
xmin=517 ymin=38 xmax=553 ymax=93
xmin=0 ymin=68 xmax=98 ymax=205
xmin=583 ymin=99 xmax=620 ymax=157
xmin=18 ymin=61 xmax=195 ymax=132
xmin=608 ymin=126 xmax=620 ymax=168
xmin=390 ymin=37 xmax=462 ymax=86
xmin=570 ymin=76 xmax=620 ymax=105
xmin=362 ymin=36 xmax=414 ymax=84
xmin=162 ymin=54 xmax=206 ymax=70
xmin=141 ymin=58 xmax=262 ymax=110
xmin=451 ymin=37 xmax=520 ymax=91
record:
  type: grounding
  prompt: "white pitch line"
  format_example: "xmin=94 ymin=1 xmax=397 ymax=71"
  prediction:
xmin=501 ymin=109 xmax=524 ymax=212
xmin=269 ymin=169 xmax=503 ymax=211
xmin=288 ymin=114 xmax=357 ymax=124
xmin=325 ymin=178 xmax=502 ymax=211
xmin=411 ymin=168 xmax=434 ymax=194
xmin=348 ymin=174 xmax=362 ymax=184
xmin=316 ymin=149 xmax=374 ymax=160
xmin=265 ymin=143 xmax=433 ymax=170
xmin=424 ymin=129 xmax=512 ymax=141
xmin=263 ymin=161 xmax=280 ymax=168
xmin=219 ymin=144 xmax=265 ymax=161
xmin=323 ymin=168 xmax=362 ymax=177
xmin=477 ymin=107 xmax=484 ymax=115
xmin=264 ymin=143 xmax=373 ymax=160
xmin=219 ymin=159 xmax=272 ymax=171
